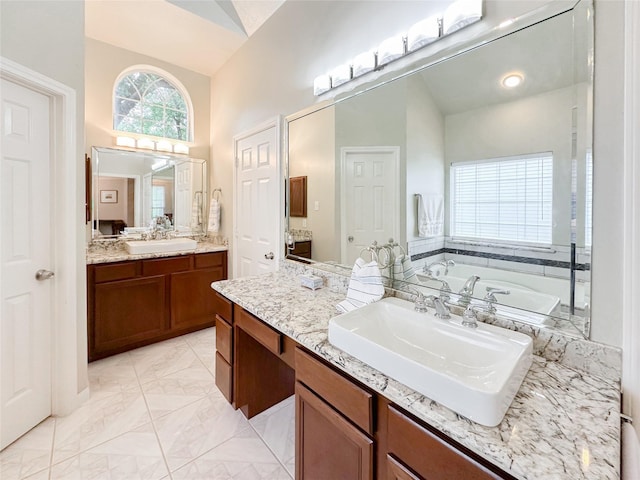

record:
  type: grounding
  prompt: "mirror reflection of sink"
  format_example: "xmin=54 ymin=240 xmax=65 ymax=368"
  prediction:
xmin=125 ymin=238 xmax=197 ymax=255
xmin=328 ymin=297 xmax=533 ymax=426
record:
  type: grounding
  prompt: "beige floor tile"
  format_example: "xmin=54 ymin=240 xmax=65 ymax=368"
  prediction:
xmin=171 ymin=428 xmax=292 ymax=480
xmin=0 ymin=418 xmax=55 ymax=480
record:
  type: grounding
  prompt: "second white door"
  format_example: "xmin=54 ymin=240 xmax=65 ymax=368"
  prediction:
xmin=234 ymin=121 xmax=280 ymax=278
xmin=341 ymin=146 xmax=400 ymax=265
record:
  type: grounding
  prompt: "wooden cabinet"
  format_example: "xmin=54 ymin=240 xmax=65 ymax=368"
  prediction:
xmin=296 ymin=382 xmax=373 ymax=480
xmin=295 ymin=347 xmax=374 ymax=480
xmin=386 ymin=405 xmax=511 ymax=480
xmin=215 ymin=291 xmax=234 ymax=403
xmin=287 ymin=240 xmax=312 ymax=259
xmin=213 ymin=294 xmax=513 ymax=480
xmin=88 ymin=251 xmax=227 ymax=361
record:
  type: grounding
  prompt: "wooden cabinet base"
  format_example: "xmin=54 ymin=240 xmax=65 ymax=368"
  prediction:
xmin=296 ymin=382 xmax=373 ymax=480
xmin=88 ymin=252 xmax=227 ymax=361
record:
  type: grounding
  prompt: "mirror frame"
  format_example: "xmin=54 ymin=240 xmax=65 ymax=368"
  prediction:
xmin=90 ymin=146 xmax=208 ymax=239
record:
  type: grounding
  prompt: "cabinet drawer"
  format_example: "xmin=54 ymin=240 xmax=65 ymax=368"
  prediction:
xmin=216 ymin=315 xmax=233 ymax=363
xmin=387 ymin=406 xmax=505 ymax=479
xmin=295 ymin=347 xmax=373 ymax=435
xmin=215 ymin=352 xmax=233 ymax=403
xmin=195 ymin=252 xmax=225 ymax=269
xmin=214 ymin=292 xmax=233 ymax=323
xmin=142 ymin=256 xmax=191 ymax=276
xmin=235 ymin=307 xmax=281 ymax=355
xmin=93 ymin=261 xmax=138 ymax=283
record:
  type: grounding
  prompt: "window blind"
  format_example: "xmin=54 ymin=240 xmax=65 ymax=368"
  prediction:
xmin=451 ymin=152 xmax=553 ymax=245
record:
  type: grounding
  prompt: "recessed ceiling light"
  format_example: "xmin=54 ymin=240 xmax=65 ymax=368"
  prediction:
xmin=502 ymin=74 xmax=523 ymax=88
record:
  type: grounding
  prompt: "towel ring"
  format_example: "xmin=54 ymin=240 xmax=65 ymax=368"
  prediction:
xmin=359 ymin=246 xmax=379 ymax=263
xmin=213 ymin=188 xmax=222 ymax=201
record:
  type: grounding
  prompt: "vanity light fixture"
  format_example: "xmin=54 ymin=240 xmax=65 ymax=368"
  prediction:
xmin=115 ymin=135 xmax=136 ymax=148
xmin=502 ymin=73 xmax=523 ymax=88
xmin=407 ymin=16 xmax=441 ymax=52
xmin=330 ymin=64 xmax=352 ymax=88
xmin=352 ymin=51 xmax=377 ymax=78
xmin=377 ymin=34 xmax=406 ymax=66
xmin=443 ymin=0 xmax=483 ymax=35
xmin=156 ymin=140 xmax=173 ymax=153
xmin=312 ymin=0 xmax=483 ymax=96
xmin=112 ymin=134 xmax=190 ymax=155
xmin=173 ymin=143 xmax=190 ymax=155
xmin=313 ymin=74 xmax=332 ymax=96
xmin=136 ymin=138 xmax=155 ymax=150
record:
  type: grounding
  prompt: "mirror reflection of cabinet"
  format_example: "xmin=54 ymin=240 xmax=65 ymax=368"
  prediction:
xmin=289 ymin=176 xmax=307 ymax=217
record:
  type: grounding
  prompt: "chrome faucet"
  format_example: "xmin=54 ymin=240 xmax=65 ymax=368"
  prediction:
xmin=483 ymin=287 xmax=510 ymax=313
xmin=421 ymin=271 xmax=452 ymax=302
xmin=458 ymin=275 xmax=480 ymax=306
xmin=423 ymin=259 xmax=455 ymax=277
xmin=427 ymin=295 xmax=450 ymax=319
xmin=413 ymin=290 xmax=428 ymax=313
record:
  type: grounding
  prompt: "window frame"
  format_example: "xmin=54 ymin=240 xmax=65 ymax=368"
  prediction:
xmin=449 ymin=152 xmax=554 ymax=247
xmin=112 ymin=65 xmax=194 ymax=143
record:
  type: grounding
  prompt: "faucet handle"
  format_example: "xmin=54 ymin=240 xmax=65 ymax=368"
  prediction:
xmin=462 ymin=305 xmax=480 ymax=328
xmin=484 ymin=287 xmax=510 ymax=303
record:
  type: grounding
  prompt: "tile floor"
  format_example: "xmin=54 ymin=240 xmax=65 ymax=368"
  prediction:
xmin=0 ymin=327 xmax=296 ymax=480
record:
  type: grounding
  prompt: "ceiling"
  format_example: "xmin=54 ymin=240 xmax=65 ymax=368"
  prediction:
xmin=85 ymin=0 xmax=285 ymax=77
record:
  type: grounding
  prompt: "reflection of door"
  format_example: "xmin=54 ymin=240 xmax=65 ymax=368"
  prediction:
xmin=142 ymin=172 xmax=152 ymax=226
xmin=175 ymin=161 xmax=192 ymax=230
xmin=341 ymin=146 xmax=400 ymax=265
xmin=234 ymin=119 xmax=280 ymax=278
xmin=1 ymin=78 xmax=52 ymax=448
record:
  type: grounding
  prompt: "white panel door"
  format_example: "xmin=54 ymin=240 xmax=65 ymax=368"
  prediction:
xmin=235 ymin=124 xmax=279 ymax=278
xmin=175 ymin=161 xmax=192 ymax=230
xmin=1 ymin=78 xmax=52 ymax=449
xmin=341 ymin=147 xmax=400 ymax=265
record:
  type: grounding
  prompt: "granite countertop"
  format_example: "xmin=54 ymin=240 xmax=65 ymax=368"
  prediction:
xmin=211 ymin=271 xmax=620 ymax=480
xmin=86 ymin=240 xmax=228 ymax=264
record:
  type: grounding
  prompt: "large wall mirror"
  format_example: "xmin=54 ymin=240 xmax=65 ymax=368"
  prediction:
xmin=285 ymin=0 xmax=593 ymax=338
xmin=91 ymin=146 xmax=207 ymax=238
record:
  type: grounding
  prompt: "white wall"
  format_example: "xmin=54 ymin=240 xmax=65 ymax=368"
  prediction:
xmin=288 ymin=106 xmax=338 ymax=261
xmin=1 ymin=0 xmax=88 ymax=392
xmin=444 ymin=86 xmax=575 ymax=244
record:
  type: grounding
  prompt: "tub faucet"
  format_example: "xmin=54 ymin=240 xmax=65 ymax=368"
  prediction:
xmin=423 ymin=260 xmax=455 ymax=276
xmin=422 ymin=273 xmax=452 ymax=302
xmin=458 ymin=275 xmax=480 ymax=306
xmin=484 ymin=287 xmax=510 ymax=313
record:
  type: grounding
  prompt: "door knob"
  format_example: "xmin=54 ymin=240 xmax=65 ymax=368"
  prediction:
xmin=264 ymin=252 xmax=275 ymax=260
xmin=35 ymin=269 xmax=55 ymax=281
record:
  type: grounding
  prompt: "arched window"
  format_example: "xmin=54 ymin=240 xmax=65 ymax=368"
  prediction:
xmin=113 ymin=67 xmax=193 ymax=142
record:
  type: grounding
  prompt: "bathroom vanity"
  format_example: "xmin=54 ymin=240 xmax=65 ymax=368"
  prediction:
xmin=86 ymin=244 xmax=227 ymax=361
xmin=211 ymin=267 xmax=620 ymax=480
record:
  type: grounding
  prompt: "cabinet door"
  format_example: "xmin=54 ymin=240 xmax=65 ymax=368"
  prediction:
xmin=387 ymin=454 xmax=421 ymax=480
xmin=92 ymin=275 xmax=166 ymax=359
xmin=170 ymin=267 xmax=224 ymax=331
xmin=296 ymin=382 xmax=373 ymax=480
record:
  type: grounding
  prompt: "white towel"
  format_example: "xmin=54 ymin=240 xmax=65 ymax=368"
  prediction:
xmin=208 ymin=198 xmax=220 ymax=233
xmin=417 ymin=194 xmax=444 ymax=238
xmin=392 ymin=254 xmax=420 ymax=283
xmin=336 ymin=258 xmax=385 ymax=313
xmin=191 ymin=192 xmax=203 ymax=229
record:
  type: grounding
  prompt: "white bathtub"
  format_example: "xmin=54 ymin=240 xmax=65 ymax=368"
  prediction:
xmin=416 ymin=263 xmax=563 ymax=326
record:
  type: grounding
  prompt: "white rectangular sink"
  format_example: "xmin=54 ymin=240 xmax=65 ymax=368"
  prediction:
xmin=125 ymin=238 xmax=197 ymax=255
xmin=328 ymin=297 xmax=533 ymax=426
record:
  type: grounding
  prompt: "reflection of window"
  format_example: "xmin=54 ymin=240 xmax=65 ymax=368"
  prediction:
xmin=113 ymin=68 xmax=191 ymax=141
xmin=152 ymin=185 xmax=165 ymax=218
xmin=451 ymin=152 xmax=553 ymax=245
